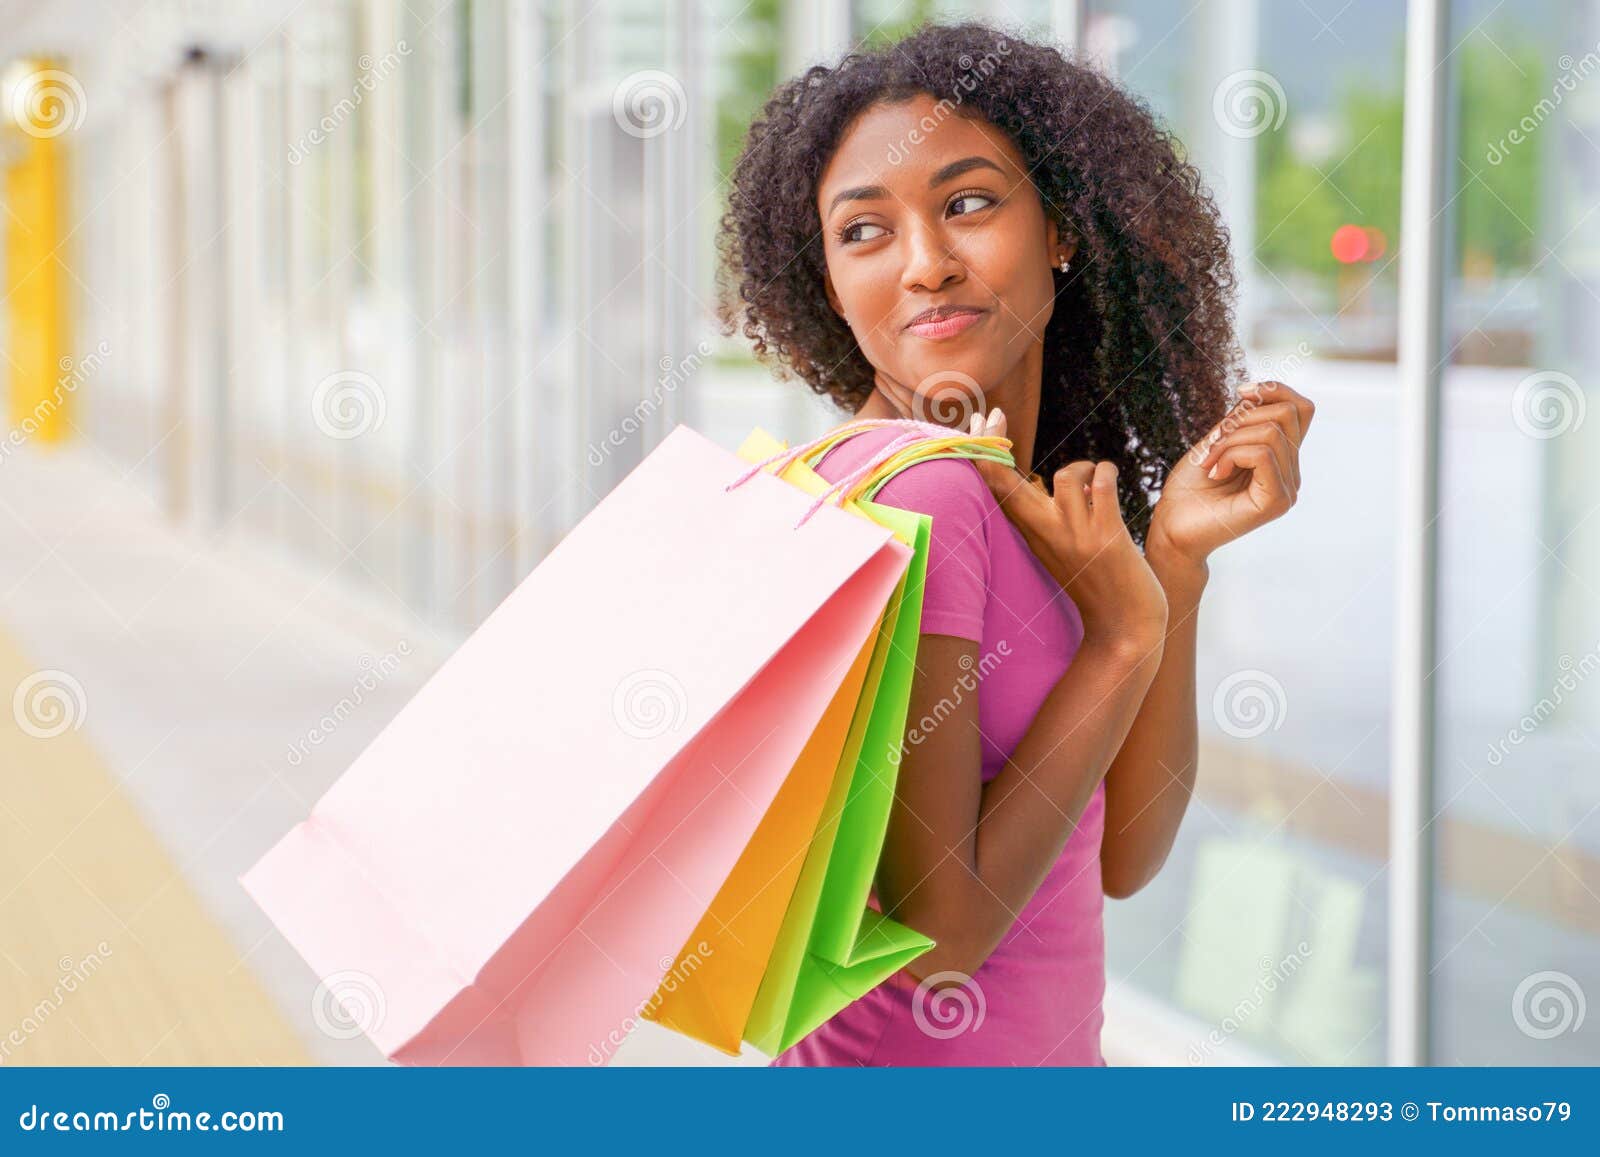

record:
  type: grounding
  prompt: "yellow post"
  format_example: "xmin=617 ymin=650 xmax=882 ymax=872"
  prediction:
xmin=3 ymin=60 xmax=81 ymax=444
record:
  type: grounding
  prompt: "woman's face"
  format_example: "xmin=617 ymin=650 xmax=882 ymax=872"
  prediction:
xmin=816 ymin=93 xmax=1069 ymax=415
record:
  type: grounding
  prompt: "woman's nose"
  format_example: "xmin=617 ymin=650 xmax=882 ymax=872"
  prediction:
xmin=900 ymin=220 xmax=963 ymax=292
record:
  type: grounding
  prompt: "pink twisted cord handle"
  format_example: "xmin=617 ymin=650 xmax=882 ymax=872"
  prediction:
xmin=724 ymin=416 xmax=1003 ymax=528
xmin=722 ymin=417 xmax=954 ymax=496
xmin=795 ymin=431 xmax=932 ymax=526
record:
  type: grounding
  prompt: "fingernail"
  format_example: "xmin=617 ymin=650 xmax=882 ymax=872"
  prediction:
xmin=1207 ymin=464 xmax=1220 ymax=479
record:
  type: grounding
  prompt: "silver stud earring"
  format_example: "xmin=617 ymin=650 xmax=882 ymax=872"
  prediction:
xmin=1057 ymin=254 xmax=1071 ymax=274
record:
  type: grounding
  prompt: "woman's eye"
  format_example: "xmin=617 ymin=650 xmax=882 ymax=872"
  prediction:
xmin=949 ymin=193 xmax=995 ymax=216
xmin=842 ymin=221 xmax=888 ymax=243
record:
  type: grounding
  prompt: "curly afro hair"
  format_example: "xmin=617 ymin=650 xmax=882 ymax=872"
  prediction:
xmin=718 ymin=20 xmax=1244 ymax=544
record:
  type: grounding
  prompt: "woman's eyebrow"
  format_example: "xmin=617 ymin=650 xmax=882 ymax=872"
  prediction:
xmin=826 ymin=183 xmax=891 ymax=215
xmin=826 ymin=155 xmax=1008 ymax=215
xmin=928 ymin=155 xmax=1006 ymax=186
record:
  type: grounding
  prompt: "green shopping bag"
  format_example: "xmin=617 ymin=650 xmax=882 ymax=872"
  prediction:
xmin=739 ymin=421 xmax=1016 ymax=1056
xmin=743 ymin=499 xmax=932 ymax=1055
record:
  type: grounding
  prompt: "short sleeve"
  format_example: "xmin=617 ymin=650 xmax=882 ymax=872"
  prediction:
xmin=872 ymin=456 xmax=993 ymax=643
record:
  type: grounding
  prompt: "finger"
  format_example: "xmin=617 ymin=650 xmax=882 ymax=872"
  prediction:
xmin=1051 ymin=461 xmax=1095 ymax=532
xmin=1202 ymin=424 xmax=1300 ymax=489
xmin=974 ymin=455 xmax=1055 ymax=525
xmin=1210 ymin=435 xmax=1292 ymax=495
xmin=1210 ymin=443 xmax=1295 ymax=518
xmin=973 ymin=456 xmax=1067 ymax=565
xmin=1088 ymin=459 xmax=1124 ymax=528
xmin=1240 ymin=380 xmax=1315 ymax=436
xmin=1207 ymin=400 xmax=1304 ymax=451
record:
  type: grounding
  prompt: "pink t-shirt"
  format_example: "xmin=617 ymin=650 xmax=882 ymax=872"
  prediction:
xmin=768 ymin=424 xmax=1107 ymax=1067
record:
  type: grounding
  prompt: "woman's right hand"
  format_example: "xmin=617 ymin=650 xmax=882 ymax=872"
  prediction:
xmin=969 ymin=409 xmax=1169 ymax=651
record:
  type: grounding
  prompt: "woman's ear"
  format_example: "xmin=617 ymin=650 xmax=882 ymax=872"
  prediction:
xmin=1047 ymin=218 xmax=1079 ymax=266
xmin=824 ymin=272 xmax=846 ymax=321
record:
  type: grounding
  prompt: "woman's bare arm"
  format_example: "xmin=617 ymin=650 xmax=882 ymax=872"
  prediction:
xmin=1098 ymin=553 xmax=1207 ymax=899
xmin=875 ymin=626 xmax=1163 ymax=981
xmin=1098 ymin=380 xmax=1313 ymax=897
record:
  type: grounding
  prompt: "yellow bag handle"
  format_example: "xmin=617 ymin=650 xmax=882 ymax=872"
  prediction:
xmin=724 ymin=418 xmax=1017 ymax=527
xmin=798 ymin=431 xmax=1014 ymax=525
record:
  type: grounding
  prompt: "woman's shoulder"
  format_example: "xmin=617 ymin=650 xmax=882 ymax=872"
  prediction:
xmin=808 ymin=423 xmax=906 ymax=475
xmin=871 ymin=451 xmax=996 ymax=525
xmin=812 ymin=423 xmax=999 ymax=538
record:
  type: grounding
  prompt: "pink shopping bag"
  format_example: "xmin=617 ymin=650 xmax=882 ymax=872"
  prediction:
xmin=239 ymin=424 xmax=910 ymax=1065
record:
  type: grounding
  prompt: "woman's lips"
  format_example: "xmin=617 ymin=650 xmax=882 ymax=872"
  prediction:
xmin=905 ymin=308 xmax=986 ymax=340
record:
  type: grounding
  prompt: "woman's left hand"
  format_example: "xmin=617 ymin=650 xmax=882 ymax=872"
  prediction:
xmin=1145 ymin=380 xmax=1315 ymax=569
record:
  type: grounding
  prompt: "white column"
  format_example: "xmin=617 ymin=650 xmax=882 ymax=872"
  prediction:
xmin=509 ymin=0 xmax=548 ymax=575
xmin=1390 ymin=0 xmax=1450 ymax=1069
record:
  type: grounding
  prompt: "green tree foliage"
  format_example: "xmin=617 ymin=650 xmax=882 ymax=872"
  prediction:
xmin=1254 ymin=32 xmax=1542 ymax=278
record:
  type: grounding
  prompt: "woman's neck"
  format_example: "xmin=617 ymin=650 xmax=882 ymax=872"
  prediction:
xmin=852 ymin=363 xmax=1042 ymax=476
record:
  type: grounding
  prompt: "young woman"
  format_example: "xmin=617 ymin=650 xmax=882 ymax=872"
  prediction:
xmin=721 ymin=21 xmax=1314 ymax=1066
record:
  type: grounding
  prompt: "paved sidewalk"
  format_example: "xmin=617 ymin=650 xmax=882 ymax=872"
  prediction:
xmin=0 ymin=439 xmax=760 ymax=1065
xmin=0 ymin=440 xmax=454 ymax=1065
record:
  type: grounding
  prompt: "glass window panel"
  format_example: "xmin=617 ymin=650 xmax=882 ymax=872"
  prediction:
xmin=1433 ymin=0 xmax=1600 ymax=1066
xmin=1088 ymin=0 xmax=1405 ymax=1064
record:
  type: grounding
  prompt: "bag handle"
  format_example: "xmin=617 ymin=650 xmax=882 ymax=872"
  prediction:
xmin=725 ymin=417 xmax=1015 ymax=528
xmin=800 ymin=433 xmax=1013 ymax=524
xmin=724 ymin=417 xmax=954 ymax=495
